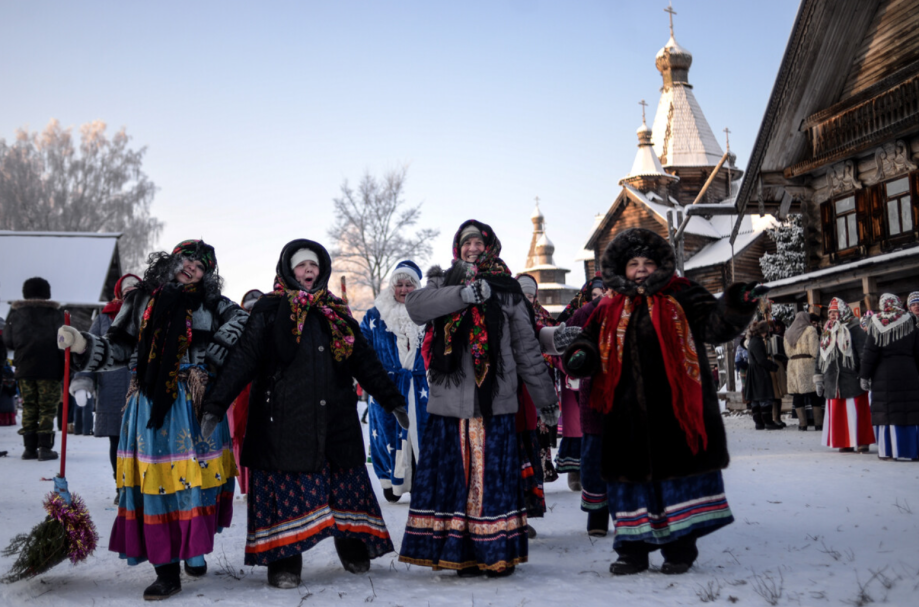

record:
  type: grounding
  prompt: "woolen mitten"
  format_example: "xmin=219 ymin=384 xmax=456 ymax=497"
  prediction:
xmin=460 ymin=280 xmax=491 ymax=304
xmin=539 ymin=404 xmax=560 ymax=427
xmin=57 ymin=326 xmax=87 ymax=354
xmin=552 ymin=323 xmax=581 ymax=351
xmin=813 ymin=374 xmax=824 ymax=397
xmin=859 ymin=378 xmax=871 ymax=392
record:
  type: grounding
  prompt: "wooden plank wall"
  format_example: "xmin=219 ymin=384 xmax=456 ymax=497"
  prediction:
xmin=840 ymin=0 xmax=919 ymax=98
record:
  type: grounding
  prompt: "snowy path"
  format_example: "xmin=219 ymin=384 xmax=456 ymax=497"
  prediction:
xmin=2 ymin=414 xmax=919 ymax=606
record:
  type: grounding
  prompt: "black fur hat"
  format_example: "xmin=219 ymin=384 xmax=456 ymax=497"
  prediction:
xmin=22 ymin=277 xmax=51 ymax=300
xmin=600 ymin=228 xmax=675 ymax=297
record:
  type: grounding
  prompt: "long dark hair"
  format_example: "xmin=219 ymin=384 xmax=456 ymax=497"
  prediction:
xmin=141 ymin=251 xmax=223 ymax=305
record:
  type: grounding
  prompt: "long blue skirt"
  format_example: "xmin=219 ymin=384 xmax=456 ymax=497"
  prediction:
xmin=556 ymin=436 xmax=582 ymax=473
xmin=608 ymin=471 xmax=733 ymax=549
xmin=875 ymin=425 xmax=919 ymax=460
xmin=399 ymin=413 xmax=527 ymax=572
xmin=579 ymin=434 xmax=607 ymax=512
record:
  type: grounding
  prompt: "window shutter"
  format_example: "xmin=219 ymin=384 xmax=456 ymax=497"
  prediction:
xmin=910 ymin=170 xmax=919 ymax=237
xmin=855 ymin=188 xmax=871 ymax=245
xmin=867 ymin=184 xmax=884 ymax=244
xmin=820 ymin=200 xmax=835 ymax=254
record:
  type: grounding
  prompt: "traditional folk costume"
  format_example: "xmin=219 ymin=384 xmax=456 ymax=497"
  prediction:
xmin=359 ymin=260 xmax=430 ymax=501
xmin=816 ymin=298 xmax=875 ymax=452
xmin=563 ymin=228 xmax=759 ymax=574
xmin=399 ymin=220 xmax=556 ymax=576
xmin=203 ymin=239 xmax=404 ymax=587
xmin=861 ymin=294 xmax=919 ymax=460
xmin=68 ymin=240 xmax=246 ymax=599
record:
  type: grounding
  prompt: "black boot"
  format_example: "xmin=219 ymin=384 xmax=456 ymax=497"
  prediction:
xmin=772 ymin=402 xmax=787 ymax=428
xmin=660 ymin=535 xmax=699 ymax=574
xmin=37 ymin=432 xmax=58 ymax=460
xmin=795 ymin=407 xmax=808 ymax=431
xmin=587 ymin=508 xmax=610 ymax=537
xmin=567 ymin=471 xmax=582 ymax=492
xmin=382 ymin=486 xmax=401 ymax=503
xmin=21 ymin=432 xmax=38 ymax=460
xmin=184 ymin=559 xmax=207 ymax=577
xmin=610 ymin=543 xmax=649 ymax=575
xmin=267 ymin=553 xmax=302 ymax=589
xmin=752 ymin=411 xmax=765 ymax=431
xmin=760 ymin=406 xmax=781 ymax=430
xmin=143 ymin=563 xmax=181 ymax=600
xmin=334 ymin=537 xmax=370 ymax=574
xmin=813 ymin=406 xmax=825 ymax=431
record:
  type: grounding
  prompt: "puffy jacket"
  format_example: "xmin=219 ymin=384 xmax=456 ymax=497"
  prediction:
xmin=72 ymin=313 xmax=132 ymax=437
xmin=860 ymin=330 xmax=919 ymax=427
xmin=2 ymin=300 xmax=65 ymax=380
xmin=820 ymin=318 xmax=867 ymax=400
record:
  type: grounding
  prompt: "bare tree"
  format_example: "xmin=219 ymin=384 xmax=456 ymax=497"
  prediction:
xmin=0 ymin=119 xmax=162 ymax=271
xmin=327 ymin=167 xmax=438 ymax=303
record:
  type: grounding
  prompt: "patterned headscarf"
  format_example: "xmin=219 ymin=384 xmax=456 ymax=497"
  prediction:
xmin=867 ymin=293 xmax=914 ymax=346
xmin=908 ymin=291 xmax=919 ymax=311
xmin=820 ymin=297 xmax=855 ymax=372
xmin=172 ymin=239 xmax=217 ymax=271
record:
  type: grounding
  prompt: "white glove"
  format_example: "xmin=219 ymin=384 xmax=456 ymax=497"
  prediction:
xmin=57 ymin=326 xmax=87 ymax=354
xmin=552 ymin=323 xmax=581 ymax=351
xmin=461 ymin=280 xmax=492 ymax=304
xmin=813 ymin=374 xmax=824 ymax=397
xmin=860 ymin=378 xmax=871 ymax=392
xmin=74 ymin=390 xmax=90 ymax=407
xmin=69 ymin=376 xmax=94 ymax=396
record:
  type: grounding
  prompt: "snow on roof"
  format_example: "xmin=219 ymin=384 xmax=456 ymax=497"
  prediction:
xmin=650 ymin=82 xmax=724 ymax=168
xmin=542 ymin=304 xmax=566 ymax=314
xmin=0 ymin=231 xmax=121 ymax=319
xmin=684 ymin=229 xmax=761 ymax=271
xmin=531 ymin=204 xmax=543 ymax=220
xmin=622 ymin=185 xmax=722 ymax=239
xmin=536 ymin=232 xmax=553 ymax=248
xmin=534 ymin=282 xmax=581 ymax=291
xmin=576 ymin=213 xmax=606 ymax=261
xmin=764 ymin=245 xmax=919 ymax=290
xmin=621 ymin=139 xmax=676 ymax=183
xmin=523 ymin=263 xmax=570 ymax=272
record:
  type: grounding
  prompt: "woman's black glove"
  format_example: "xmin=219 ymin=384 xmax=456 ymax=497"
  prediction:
xmin=392 ymin=406 xmax=411 ymax=430
xmin=200 ymin=412 xmax=220 ymax=440
xmin=567 ymin=350 xmax=587 ymax=371
xmin=740 ymin=282 xmax=771 ymax=304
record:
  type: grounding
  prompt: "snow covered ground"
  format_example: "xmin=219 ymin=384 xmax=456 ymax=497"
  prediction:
xmin=2 ymin=412 xmax=919 ymax=606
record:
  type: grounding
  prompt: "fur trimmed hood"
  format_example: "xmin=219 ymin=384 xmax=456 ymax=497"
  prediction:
xmin=275 ymin=238 xmax=332 ymax=293
xmin=601 ymin=228 xmax=676 ymax=297
xmin=9 ymin=299 xmax=61 ymax=310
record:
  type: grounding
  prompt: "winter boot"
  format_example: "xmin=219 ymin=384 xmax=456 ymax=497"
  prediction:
xmin=184 ymin=559 xmax=207 ymax=577
xmin=752 ymin=410 xmax=765 ymax=431
xmin=760 ymin=406 xmax=781 ymax=430
xmin=21 ymin=432 xmax=38 ymax=460
xmin=382 ymin=486 xmax=401 ymax=503
xmin=37 ymin=433 xmax=59 ymax=461
xmin=772 ymin=402 xmax=787 ymax=428
xmin=813 ymin=406 xmax=825 ymax=431
xmin=526 ymin=524 xmax=537 ymax=539
xmin=660 ymin=535 xmax=699 ymax=574
xmin=143 ymin=563 xmax=181 ymax=600
xmin=567 ymin=470 xmax=582 ymax=492
xmin=587 ymin=508 xmax=610 ymax=537
xmin=795 ymin=407 xmax=808 ymax=430
xmin=609 ymin=551 xmax=649 ymax=575
xmin=334 ymin=537 xmax=370 ymax=574
xmin=267 ymin=554 xmax=302 ymax=589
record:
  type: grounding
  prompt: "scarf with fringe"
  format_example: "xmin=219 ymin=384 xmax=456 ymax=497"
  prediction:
xmin=819 ymin=321 xmax=855 ymax=373
xmin=867 ymin=293 xmax=915 ymax=346
xmin=589 ymin=275 xmax=707 ymax=455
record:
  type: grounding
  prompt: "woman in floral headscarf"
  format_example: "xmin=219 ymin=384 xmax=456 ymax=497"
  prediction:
xmin=57 ymin=240 xmax=248 ymax=600
xmin=814 ymin=297 xmax=874 ymax=453
xmin=860 ymin=294 xmax=919 ymax=461
xmin=399 ymin=220 xmax=557 ymax=577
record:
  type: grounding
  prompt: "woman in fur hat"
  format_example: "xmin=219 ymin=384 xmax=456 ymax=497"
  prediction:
xmin=399 ymin=220 xmax=558 ymax=577
xmin=200 ymin=239 xmax=406 ymax=589
xmin=57 ymin=240 xmax=247 ymax=600
xmin=814 ymin=297 xmax=875 ymax=453
xmin=860 ymin=294 xmax=919 ymax=460
xmin=563 ymin=228 xmax=764 ymax=575
xmin=784 ymin=311 xmax=823 ymax=431
xmin=359 ymin=260 xmax=430 ymax=503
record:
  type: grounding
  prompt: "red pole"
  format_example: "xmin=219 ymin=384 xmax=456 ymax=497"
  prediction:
xmin=60 ymin=311 xmax=71 ymax=479
xmin=340 ymin=275 xmax=348 ymax=305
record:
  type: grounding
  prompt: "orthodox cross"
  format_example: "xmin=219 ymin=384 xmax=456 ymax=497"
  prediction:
xmin=664 ymin=2 xmax=677 ymax=37
xmin=723 ymin=127 xmax=731 ymax=152
xmin=534 ymin=195 xmax=540 ymax=207
xmin=639 ymin=99 xmax=648 ymax=123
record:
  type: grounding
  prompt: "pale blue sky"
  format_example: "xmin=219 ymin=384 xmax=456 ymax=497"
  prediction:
xmin=1 ymin=1 xmax=799 ymax=303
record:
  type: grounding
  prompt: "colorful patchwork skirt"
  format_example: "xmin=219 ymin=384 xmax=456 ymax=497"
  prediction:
xmin=823 ymin=393 xmax=875 ymax=449
xmin=579 ymin=434 xmax=608 ymax=512
xmin=245 ymin=464 xmax=393 ymax=566
xmin=517 ymin=429 xmax=545 ymax=518
xmin=607 ymin=471 xmax=733 ymax=549
xmin=874 ymin=424 xmax=919 ymax=460
xmin=555 ymin=436 xmax=582 ymax=474
xmin=399 ymin=413 xmax=527 ymax=572
xmin=110 ymin=370 xmax=236 ymax=566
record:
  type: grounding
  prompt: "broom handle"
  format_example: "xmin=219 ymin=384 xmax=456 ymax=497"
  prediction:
xmin=60 ymin=311 xmax=71 ymax=479
xmin=340 ymin=275 xmax=348 ymax=305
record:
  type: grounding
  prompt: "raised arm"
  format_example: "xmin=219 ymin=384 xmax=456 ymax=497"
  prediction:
xmin=74 ymin=291 xmax=148 ymax=372
xmin=680 ymin=282 xmax=759 ymax=345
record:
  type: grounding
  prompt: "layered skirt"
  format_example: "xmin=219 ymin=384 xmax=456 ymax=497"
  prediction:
xmin=607 ymin=471 xmax=733 ymax=549
xmin=110 ymin=368 xmax=236 ymax=566
xmin=555 ymin=437 xmax=582 ymax=474
xmin=399 ymin=413 xmax=527 ymax=572
xmin=823 ymin=393 xmax=875 ymax=449
xmin=245 ymin=464 xmax=394 ymax=566
xmin=874 ymin=425 xmax=919 ymax=460
xmin=579 ymin=434 xmax=607 ymax=512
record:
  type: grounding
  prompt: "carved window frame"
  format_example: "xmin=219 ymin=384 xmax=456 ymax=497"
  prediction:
xmin=822 ymin=190 xmax=869 ymax=261
xmin=871 ymin=170 xmax=919 ymax=251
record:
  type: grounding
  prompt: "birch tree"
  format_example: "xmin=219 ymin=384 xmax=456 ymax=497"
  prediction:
xmin=0 ymin=119 xmax=162 ymax=271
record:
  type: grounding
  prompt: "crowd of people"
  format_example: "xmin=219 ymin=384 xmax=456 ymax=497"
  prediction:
xmin=0 ymin=221 xmax=815 ymax=601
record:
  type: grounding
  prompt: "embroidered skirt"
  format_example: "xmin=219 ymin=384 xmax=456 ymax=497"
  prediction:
xmin=245 ymin=464 xmax=393 ymax=566
xmin=110 ymin=369 xmax=236 ymax=566
xmin=518 ymin=429 xmax=545 ymax=518
xmin=579 ymin=434 xmax=607 ymax=512
xmin=555 ymin=437 xmax=582 ymax=474
xmin=823 ymin=394 xmax=875 ymax=449
xmin=874 ymin=425 xmax=919 ymax=460
xmin=607 ymin=471 xmax=733 ymax=549
xmin=399 ymin=413 xmax=527 ymax=572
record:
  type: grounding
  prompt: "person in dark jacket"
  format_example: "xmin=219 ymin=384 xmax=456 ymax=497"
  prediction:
xmin=815 ymin=297 xmax=874 ymax=453
xmin=0 ymin=316 xmax=17 ymax=426
xmin=70 ymin=273 xmax=141 ymax=494
xmin=860 ymin=293 xmax=919 ymax=460
xmin=744 ymin=321 xmax=781 ymax=430
xmin=3 ymin=277 xmax=65 ymax=460
xmin=563 ymin=228 xmax=764 ymax=576
xmin=201 ymin=239 xmax=406 ymax=590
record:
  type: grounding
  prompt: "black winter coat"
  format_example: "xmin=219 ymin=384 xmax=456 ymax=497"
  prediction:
xmin=2 ymin=300 xmax=65 ymax=380
xmin=743 ymin=334 xmax=777 ymax=402
xmin=820 ymin=318 xmax=867 ymax=400
xmin=860 ymin=330 xmax=919 ymax=427
xmin=563 ymin=228 xmax=757 ymax=484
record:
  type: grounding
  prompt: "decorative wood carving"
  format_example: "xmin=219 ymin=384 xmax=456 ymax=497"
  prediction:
xmin=828 ymin=160 xmax=862 ymax=195
xmin=867 ymin=139 xmax=917 ymax=185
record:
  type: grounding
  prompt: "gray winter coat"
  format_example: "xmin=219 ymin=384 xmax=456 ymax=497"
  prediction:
xmin=819 ymin=318 xmax=867 ymax=400
xmin=73 ymin=313 xmax=132 ymax=437
xmin=405 ymin=274 xmax=556 ymax=419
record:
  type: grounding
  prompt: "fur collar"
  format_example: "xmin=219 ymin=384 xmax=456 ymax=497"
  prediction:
xmin=600 ymin=228 xmax=676 ymax=297
xmin=10 ymin=299 xmax=61 ymax=310
xmin=373 ymin=289 xmax=423 ymax=359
